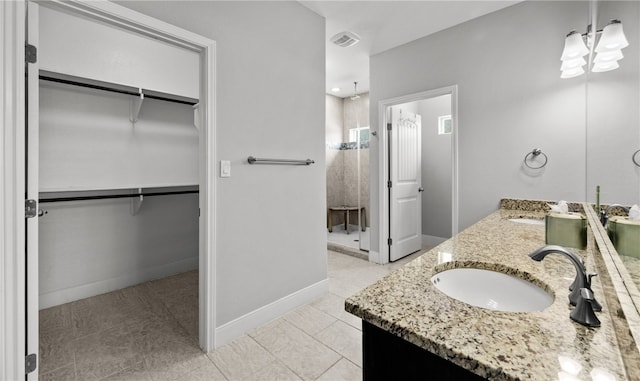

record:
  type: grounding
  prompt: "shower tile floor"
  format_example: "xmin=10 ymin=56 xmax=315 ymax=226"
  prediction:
xmin=39 ymin=250 xmax=423 ymax=381
xmin=327 ymin=226 xmax=370 ymax=251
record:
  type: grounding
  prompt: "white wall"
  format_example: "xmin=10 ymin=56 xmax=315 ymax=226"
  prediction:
xmin=370 ymin=1 xmax=589 ymax=253
xmin=418 ymin=95 xmax=452 ymax=239
xmin=39 ymin=82 xmax=199 ymax=191
xmin=116 ymin=1 xmax=327 ymax=328
xmin=38 ymin=85 xmax=200 ymax=308
xmin=39 ymin=193 xmax=199 ymax=309
xmin=39 ymin=5 xmax=199 ymax=99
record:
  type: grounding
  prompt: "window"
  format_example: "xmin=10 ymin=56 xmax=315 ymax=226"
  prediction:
xmin=438 ymin=115 xmax=452 ymax=135
xmin=349 ymin=126 xmax=370 ymax=143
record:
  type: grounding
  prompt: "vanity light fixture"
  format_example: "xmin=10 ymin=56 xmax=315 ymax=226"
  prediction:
xmin=560 ymin=19 xmax=628 ymax=78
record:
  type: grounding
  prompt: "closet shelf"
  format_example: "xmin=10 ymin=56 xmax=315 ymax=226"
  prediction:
xmin=39 ymin=70 xmax=199 ymax=106
xmin=39 ymin=185 xmax=199 ymax=204
xmin=39 ymin=183 xmax=199 ymax=193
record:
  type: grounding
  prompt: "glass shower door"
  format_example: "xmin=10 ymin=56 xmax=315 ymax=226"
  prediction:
xmin=357 ymin=125 xmax=370 ymax=252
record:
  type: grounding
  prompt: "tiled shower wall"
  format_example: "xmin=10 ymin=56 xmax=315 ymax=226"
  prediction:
xmin=326 ymin=93 xmax=370 ymax=228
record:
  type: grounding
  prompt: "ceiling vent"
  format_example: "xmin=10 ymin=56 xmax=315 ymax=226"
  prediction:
xmin=330 ymin=31 xmax=360 ymax=48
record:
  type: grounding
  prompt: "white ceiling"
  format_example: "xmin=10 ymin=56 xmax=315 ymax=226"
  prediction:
xmin=298 ymin=0 xmax=522 ymax=98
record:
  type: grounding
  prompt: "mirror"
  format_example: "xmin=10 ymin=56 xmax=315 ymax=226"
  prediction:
xmin=586 ymin=1 xmax=639 ymax=207
xmin=585 ymin=1 xmax=640 ymax=297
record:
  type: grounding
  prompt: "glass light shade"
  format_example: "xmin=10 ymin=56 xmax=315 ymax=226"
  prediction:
xmin=560 ymin=57 xmax=586 ymax=71
xmin=592 ymin=60 xmax=620 ymax=72
xmin=593 ymin=50 xmax=623 ymax=63
xmin=595 ymin=21 xmax=629 ymax=52
xmin=561 ymin=32 xmax=589 ymax=60
xmin=561 ymin=66 xmax=585 ymax=79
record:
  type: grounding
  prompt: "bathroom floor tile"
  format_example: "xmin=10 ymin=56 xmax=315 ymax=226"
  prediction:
xmin=208 ymin=335 xmax=279 ymax=380
xmin=39 ymin=363 xmax=77 ymax=381
xmin=316 ymin=358 xmax=362 ymax=381
xmin=249 ymin=319 xmax=341 ymax=380
xmin=314 ymin=320 xmax=363 ymax=367
xmin=144 ymin=354 xmax=212 ymax=381
xmin=73 ymin=323 xmax=144 ymax=381
xmin=282 ymin=304 xmax=337 ymax=336
xmin=39 ymin=303 xmax=73 ymax=336
xmin=37 ymin=251 xmax=396 ymax=380
xmin=250 ymin=360 xmax=303 ymax=381
xmin=177 ymin=359 xmax=228 ymax=381
xmin=310 ymin=292 xmax=362 ymax=330
xmin=39 ymin=328 xmax=76 ymax=375
xmin=328 ymin=276 xmax=370 ymax=299
xmin=70 ymin=288 xmax=151 ymax=339
xmin=100 ymin=361 xmax=152 ymax=381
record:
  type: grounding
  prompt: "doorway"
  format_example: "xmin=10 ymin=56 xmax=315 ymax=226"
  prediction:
xmin=326 ymin=91 xmax=370 ymax=257
xmin=376 ymin=86 xmax=458 ymax=264
xmin=17 ymin=2 xmax=217 ymax=379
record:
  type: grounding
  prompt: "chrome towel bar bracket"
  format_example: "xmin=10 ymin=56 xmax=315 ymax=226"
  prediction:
xmin=633 ymin=149 xmax=640 ymax=167
xmin=247 ymin=156 xmax=315 ymax=165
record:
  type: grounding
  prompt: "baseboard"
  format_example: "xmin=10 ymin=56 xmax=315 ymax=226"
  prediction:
xmin=39 ymin=256 xmax=199 ymax=309
xmin=327 ymin=242 xmax=369 ymax=261
xmin=215 ymin=278 xmax=329 ymax=348
xmin=368 ymin=250 xmax=386 ymax=264
xmin=422 ymin=234 xmax=447 ymax=248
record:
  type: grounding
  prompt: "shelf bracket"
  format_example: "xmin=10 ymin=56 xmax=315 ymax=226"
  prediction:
xmin=130 ymin=188 xmax=144 ymax=215
xmin=193 ymin=103 xmax=200 ymax=131
xmin=130 ymin=88 xmax=144 ymax=124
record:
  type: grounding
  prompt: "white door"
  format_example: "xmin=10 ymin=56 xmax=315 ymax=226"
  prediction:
xmin=389 ymin=107 xmax=422 ymax=261
xmin=25 ymin=2 xmax=40 ymax=379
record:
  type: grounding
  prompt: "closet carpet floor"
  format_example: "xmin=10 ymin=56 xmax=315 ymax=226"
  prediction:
xmin=39 ymin=249 xmax=423 ymax=381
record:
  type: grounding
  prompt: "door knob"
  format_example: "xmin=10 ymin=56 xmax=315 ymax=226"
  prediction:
xmin=418 ymin=187 xmax=424 ymax=192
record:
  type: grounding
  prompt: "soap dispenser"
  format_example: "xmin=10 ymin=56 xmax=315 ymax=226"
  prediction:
xmin=608 ymin=204 xmax=640 ymax=258
xmin=545 ymin=202 xmax=587 ymax=250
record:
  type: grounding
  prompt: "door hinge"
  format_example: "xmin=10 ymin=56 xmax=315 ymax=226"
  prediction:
xmin=25 ymin=353 xmax=37 ymax=374
xmin=25 ymin=43 xmax=37 ymax=64
xmin=387 ymin=123 xmax=392 ymax=131
xmin=387 ymin=238 xmax=393 ymax=246
xmin=25 ymin=199 xmax=37 ymax=219
xmin=387 ymin=181 xmax=392 ymax=188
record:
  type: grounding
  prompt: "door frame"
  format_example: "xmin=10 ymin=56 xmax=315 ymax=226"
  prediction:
xmin=1 ymin=1 xmax=217 ymax=378
xmin=1 ymin=1 xmax=28 ymax=379
xmin=373 ymin=86 xmax=459 ymax=264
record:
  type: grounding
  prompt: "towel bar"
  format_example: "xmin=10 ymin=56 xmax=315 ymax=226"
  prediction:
xmin=247 ymin=156 xmax=314 ymax=165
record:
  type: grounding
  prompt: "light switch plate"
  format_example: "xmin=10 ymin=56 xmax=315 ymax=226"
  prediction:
xmin=220 ymin=160 xmax=231 ymax=177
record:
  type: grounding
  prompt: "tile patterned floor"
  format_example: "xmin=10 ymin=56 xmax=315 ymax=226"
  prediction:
xmin=39 ymin=250 xmax=424 ymax=380
xmin=327 ymin=226 xmax=370 ymax=252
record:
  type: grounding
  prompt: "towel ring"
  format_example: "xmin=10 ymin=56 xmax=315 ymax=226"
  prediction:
xmin=633 ymin=149 xmax=640 ymax=167
xmin=524 ymin=148 xmax=548 ymax=169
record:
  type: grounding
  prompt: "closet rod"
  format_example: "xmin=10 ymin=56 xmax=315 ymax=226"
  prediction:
xmin=39 ymin=190 xmax=199 ymax=204
xmin=39 ymin=75 xmax=198 ymax=106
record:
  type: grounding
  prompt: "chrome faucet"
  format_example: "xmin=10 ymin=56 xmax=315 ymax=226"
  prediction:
xmin=600 ymin=204 xmax=630 ymax=227
xmin=528 ymin=245 xmax=601 ymax=311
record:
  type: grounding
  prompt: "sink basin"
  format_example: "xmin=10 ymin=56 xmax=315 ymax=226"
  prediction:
xmin=508 ymin=218 xmax=545 ymax=226
xmin=431 ymin=268 xmax=553 ymax=312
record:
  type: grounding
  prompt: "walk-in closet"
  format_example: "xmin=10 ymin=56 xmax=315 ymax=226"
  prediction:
xmin=32 ymin=4 xmax=204 ymax=378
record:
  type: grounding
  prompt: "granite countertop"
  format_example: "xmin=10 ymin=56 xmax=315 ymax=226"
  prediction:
xmin=345 ymin=200 xmax=629 ymax=380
